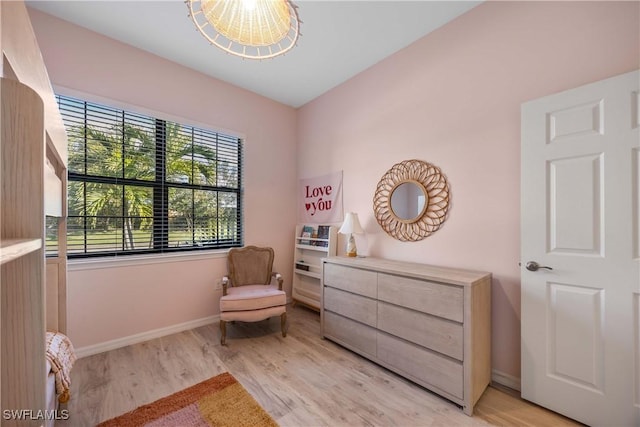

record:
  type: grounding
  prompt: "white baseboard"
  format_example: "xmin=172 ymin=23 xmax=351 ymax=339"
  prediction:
xmin=75 ymin=315 xmax=220 ymax=359
xmin=491 ymin=369 xmax=521 ymax=392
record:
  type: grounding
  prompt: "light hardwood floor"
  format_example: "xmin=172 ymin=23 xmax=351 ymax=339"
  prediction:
xmin=59 ymin=306 xmax=581 ymax=426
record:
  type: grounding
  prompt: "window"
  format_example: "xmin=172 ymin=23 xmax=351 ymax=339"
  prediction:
xmin=45 ymin=216 xmax=59 ymax=257
xmin=58 ymin=95 xmax=243 ymax=258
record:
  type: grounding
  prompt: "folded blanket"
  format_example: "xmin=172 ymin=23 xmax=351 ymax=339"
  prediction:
xmin=45 ymin=331 xmax=77 ymax=403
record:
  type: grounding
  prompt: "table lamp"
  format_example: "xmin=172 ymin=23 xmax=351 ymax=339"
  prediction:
xmin=338 ymin=212 xmax=364 ymax=257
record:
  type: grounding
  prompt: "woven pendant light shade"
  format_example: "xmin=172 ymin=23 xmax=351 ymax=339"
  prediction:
xmin=187 ymin=0 xmax=300 ymax=60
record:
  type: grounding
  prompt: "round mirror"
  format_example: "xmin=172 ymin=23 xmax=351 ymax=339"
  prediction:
xmin=373 ymin=159 xmax=451 ymax=242
xmin=390 ymin=181 xmax=428 ymax=223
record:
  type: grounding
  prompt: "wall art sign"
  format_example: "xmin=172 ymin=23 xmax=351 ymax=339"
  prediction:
xmin=298 ymin=171 xmax=344 ymax=224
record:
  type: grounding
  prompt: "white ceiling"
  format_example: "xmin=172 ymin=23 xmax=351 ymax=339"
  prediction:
xmin=27 ymin=1 xmax=481 ymax=108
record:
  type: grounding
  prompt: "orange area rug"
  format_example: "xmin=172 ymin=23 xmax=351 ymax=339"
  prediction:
xmin=98 ymin=372 xmax=278 ymax=427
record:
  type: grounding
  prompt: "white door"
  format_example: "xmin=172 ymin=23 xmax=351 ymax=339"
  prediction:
xmin=521 ymin=70 xmax=640 ymax=427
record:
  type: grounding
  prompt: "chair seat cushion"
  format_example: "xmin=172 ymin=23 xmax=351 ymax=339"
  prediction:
xmin=220 ymin=285 xmax=286 ymax=312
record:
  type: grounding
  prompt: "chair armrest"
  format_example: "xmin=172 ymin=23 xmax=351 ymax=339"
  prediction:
xmin=222 ymin=276 xmax=229 ymax=296
xmin=272 ymin=272 xmax=283 ymax=291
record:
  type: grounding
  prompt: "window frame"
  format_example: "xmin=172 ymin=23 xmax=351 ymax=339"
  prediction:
xmin=58 ymin=94 xmax=243 ymax=258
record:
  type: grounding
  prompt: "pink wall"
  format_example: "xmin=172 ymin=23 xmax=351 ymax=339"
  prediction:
xmin=297 ymin=1 xmax=639 ymax=380
xmin=28 ymin=9 xmax=298 ymax=350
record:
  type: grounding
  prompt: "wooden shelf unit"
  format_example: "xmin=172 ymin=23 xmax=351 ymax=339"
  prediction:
xmin=292 ymin=225 xmax=337 ymax=311
xmin=1 ymin=2 xmax=69 ymax=423
xmin=1 ymin=77 xmax=47 ymax=425
xmin=0 ymin=239 xmax=43 ymax=265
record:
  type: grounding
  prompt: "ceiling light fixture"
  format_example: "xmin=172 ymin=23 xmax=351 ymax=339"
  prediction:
xmin=186 ymin=0 xmax=301 ymax=60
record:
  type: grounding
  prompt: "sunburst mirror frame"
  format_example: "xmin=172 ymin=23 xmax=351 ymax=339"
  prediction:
xmin=373 ymin=159 xmax=451 ymax=242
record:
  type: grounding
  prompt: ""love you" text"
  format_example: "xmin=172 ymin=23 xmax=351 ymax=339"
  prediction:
xmin=305 ymin=185 xmax=333 ymax=216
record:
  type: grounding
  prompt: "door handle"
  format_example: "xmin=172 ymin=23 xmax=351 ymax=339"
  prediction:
xmin=525 ymin=261 xmax=553 ymax=272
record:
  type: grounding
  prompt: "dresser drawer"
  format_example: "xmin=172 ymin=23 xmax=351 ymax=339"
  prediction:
xmin=377 ymin=302 xmax=463 ymax=360
xmin=324 ymin=311 xmax=377 ymax=358
xmin=377 ymin=332 xmax=463 ymax=399
xmin=324 ymin=286 xmax=376 ymax=327
xmin=378 ymin=273 xmax=463 ymax=322
xmin=323 ymin=263 xmax=377 ymax=298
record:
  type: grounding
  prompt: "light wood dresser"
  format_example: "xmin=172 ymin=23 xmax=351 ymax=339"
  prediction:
xmin=320 ymin=256 xmax=491 ymax=415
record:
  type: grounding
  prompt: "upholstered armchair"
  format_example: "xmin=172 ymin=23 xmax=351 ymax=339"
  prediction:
xmin=219 ymin=246 xmax=287 ymax=345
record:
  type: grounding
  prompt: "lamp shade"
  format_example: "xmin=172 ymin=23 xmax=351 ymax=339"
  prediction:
xmin=202 ymin=0 xmax=290 ymax=46
xmin=339 ymin=212 xmax=364 ymax=235
xmin=187 ymin=0 xmax=301 ymax=60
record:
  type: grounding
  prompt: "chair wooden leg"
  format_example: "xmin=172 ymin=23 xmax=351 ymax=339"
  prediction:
xmin=281 ymin=312 xmax=287 ymax=338
xmin=220 ymin=320 xmax=226 ymax=346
